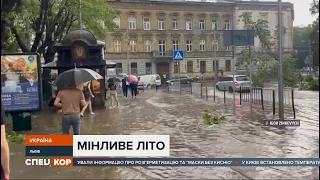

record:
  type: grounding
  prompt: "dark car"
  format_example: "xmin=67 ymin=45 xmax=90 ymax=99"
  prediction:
xmin=166 ymin=75 xmax=194 ymax=84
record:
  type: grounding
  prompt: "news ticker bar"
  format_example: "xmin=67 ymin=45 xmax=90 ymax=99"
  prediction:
xmin=27 ymin=158 xmax=320 ymax=167
xmin=264 ymin=120 xmax=300 ymax=126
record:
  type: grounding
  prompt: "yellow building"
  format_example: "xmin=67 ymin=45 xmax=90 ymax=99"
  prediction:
xmin=105 ymin=0 xmax=294 ymax=79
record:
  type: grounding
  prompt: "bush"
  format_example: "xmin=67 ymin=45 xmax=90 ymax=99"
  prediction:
xmin=202 ymin=108 xmax=226 ymax=125
xmin=299 ymin=76 xmax=319 ymax=91
xmin=6 ymin=131 xmax=25 ymax=143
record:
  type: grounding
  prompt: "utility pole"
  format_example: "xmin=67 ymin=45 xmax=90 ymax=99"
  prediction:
xmin=308 ymin=39 xmax=313 ymax=71
xmin=213 ymin=30 xmax=218 ymax=80
xmin=126 ymin=28 xmax=130 ymax=74
xmin=278 ymin=0 xmax=284 ymax=121
xmin=78 ymin=0 xmax=82 ymax=30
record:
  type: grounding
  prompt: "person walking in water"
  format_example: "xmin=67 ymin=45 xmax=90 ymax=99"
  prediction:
xmin=80 ymin=81 xmax=95 ymax=117
xmin=121 ymin=77 xmax=128 ymax=98
xmin=108 ymin=81 xmax=119 ymax=107
xmin=129 ymin=82 xmax=138 ymax=98
xmin=54 ymin=85 xmax=86 ymax=135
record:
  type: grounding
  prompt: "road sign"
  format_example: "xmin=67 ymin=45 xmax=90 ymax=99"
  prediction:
xmin=223 ymin=30 xmax=255 ymax=46
xmin=173 ymin=50 xmax=184 ymax=61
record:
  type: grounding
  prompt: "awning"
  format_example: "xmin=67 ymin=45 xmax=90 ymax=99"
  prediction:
xmin=42 ymin=60 xmax=116 ymax=69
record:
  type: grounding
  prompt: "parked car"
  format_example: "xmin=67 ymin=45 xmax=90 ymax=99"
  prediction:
xmin=166 ymin=75 xmax=194 ymax=84
xmin=137 ymin=74 xmax=161 ymax=88
xmin=215 ymin=75 xmax=251 ymax=93
xmin=117 ymin=73 xmax=128 ymax=79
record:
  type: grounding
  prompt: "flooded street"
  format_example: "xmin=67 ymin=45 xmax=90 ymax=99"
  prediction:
xmin=10 ymin=90 xmax=319 ymax=179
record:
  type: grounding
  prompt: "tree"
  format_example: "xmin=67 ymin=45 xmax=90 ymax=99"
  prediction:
xmin=1 ymin=0 xmax=22 ymax=51
xmin=236 ymin=12 xmax=302 ymax=87
xmin=310 ymin=0 xmax=319 ymax=68
xmin=7 ymin=0 xmax=115 ymax=98
xmin=293 ymin=26 xmax=313 ymax=69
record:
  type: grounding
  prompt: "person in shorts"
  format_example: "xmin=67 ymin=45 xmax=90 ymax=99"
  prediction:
xmin=108 ymin=81 xmax=119 ymax=107
xmin=80 ymin=81 xmax=95 ymax=117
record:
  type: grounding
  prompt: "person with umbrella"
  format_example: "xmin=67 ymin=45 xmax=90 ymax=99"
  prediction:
xmin=53 ymin=68 xmax=103 ymax=135
xmin=121 ymin=76 xmax=129 ymax=98
xmin=128 ymin=75 xmax=138 ymax=98
xmin=80 ymin=81 xmax=95 ymax=117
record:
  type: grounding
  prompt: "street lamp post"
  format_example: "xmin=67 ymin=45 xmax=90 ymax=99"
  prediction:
xmin=79 ymin=0 xmax=82 ymax=30
xmin=126 ymin=28 xmax=130 ymax=75
xmin=278 ymin=0 xmax=284 ymax=120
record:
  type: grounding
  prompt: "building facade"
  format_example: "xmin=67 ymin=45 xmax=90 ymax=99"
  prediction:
xmin=105 ymin=0 xmax=294 ymax=78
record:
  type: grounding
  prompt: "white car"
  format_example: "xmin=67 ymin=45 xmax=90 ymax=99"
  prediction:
xmin=216 ymin=75 xmax=251 ymax=93
xmin=137 ymin=74 xmax=161 ymax=88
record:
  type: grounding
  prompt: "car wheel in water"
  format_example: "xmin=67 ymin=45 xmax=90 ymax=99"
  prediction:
xmin=216 ymin=85 xmax=220 ymax=91
xmin=229 ymin=86 xmax=233 ymax=93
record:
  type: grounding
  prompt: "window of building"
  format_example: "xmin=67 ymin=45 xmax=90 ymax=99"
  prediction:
xmin=199 ymin=19 xmax=205 ymax=30
xmin=113 ymin=39 xmax=121 ymax=52
xmin=131 ymin=62 xmax=138 ymax=75
xmin=199 ymin=40 xmax=205 ymax=51
xmin=158 ymin=40 xmax=166 ymax=56
xmin=115 ymin=63 xmax=122 ymax=74
xmin=212 ymin=41 xmax=218 ymax=51
xmin=128 ymin=17 xmax=136 ymax=30
xmin=144 ymin=40 xmax=152 ymax=52
xmin=225 ymin=46 xmax=231 ymax=51
xmin=113 ymin=16 xmax=120 ymax=28
xmin=187 ymin=61 xmax=193 ymax=73
xmin=200 ymin=61 xmax=206 ymax=73
xmin=224 ymin=20 xmax=231 ymax=30
xmin=143 ymin=17 xmax=150 ymax=30
xmin=186 ymin=40 xmax=192 ymax=52
xmin=213 ymin=60 xmax=219 ymax=72
xmin=145 ymin=62 xmax=152 ymax=75
xmin=174 ymin=62 xmax=179 ymax=73
xmin=173 ymin=40 xmax=179 ymax=50
xmin=172 ymin=20 xmax=179 ymax=30
xmin=225 ymin=60 xmax=231 ymax=71
xmin=129 ymin=40 xmax=137 ymax=52
xmin=212 ymin=20 xmax=218 ymax=30
xmin=158 ymin=20 xmax=165 ymax=30
xmin=186 ymin=20 xmax=192 ymax=30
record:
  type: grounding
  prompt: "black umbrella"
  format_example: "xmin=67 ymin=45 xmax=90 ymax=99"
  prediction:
xmin=54 ymin=68 xmax=103 ymax=87
xmin=107 ymin=77 xmax=121 ymax=83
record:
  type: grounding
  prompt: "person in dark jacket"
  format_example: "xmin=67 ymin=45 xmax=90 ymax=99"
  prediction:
xmin=121 ymin=77 xmax=128 ymax=97
xmin=129 ymin=82 xmax=138 ymax=98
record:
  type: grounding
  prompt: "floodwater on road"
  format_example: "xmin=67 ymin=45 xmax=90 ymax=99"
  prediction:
xmin=8 ymin=90 xmax=319 ymax=179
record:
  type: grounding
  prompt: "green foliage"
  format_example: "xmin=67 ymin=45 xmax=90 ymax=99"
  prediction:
xmin=293 ymin=26 xmax=313 ymax=69
xmin=299 ymin=76 xmax=319 ymax=91
xmin=6 ymin=131 xmax=25 ymax=144
xmin=202 ymin=108 xmax=226 ymax=125
xmin=237 ymin=12 xmax=301 ymax=87
xmin=8 ymin=0 xmax=116 ymax=53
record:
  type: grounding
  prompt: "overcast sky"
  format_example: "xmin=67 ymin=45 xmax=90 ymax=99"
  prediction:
xmin=187 ymin=0 xmax=317 ymax=26
xmin=285 ymin=0 xmax=317 ymax=26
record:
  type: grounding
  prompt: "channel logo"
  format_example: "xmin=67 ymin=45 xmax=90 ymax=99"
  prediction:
xmin=25 ymin=158 xmax=73 ymax=167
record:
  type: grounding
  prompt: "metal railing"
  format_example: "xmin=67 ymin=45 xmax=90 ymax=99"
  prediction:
xmin=156 ymin=82 xmax=296 ymax=118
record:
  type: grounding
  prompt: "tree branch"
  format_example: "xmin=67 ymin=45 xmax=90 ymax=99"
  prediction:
xmin=10 ymin=25 xmax=28 ymax=52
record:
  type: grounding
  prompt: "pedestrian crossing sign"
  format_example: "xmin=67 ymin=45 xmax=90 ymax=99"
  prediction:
xmin=173 ymin=50 xmax=184 ymax=61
